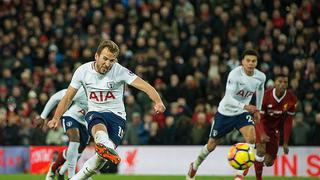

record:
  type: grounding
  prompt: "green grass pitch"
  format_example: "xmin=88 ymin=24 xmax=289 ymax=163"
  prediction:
xmin=0 ymin=174 xmax=318 ymax=180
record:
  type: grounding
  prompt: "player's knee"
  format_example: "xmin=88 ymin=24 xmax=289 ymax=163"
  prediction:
xmin=245 ymin=136 xmax=255 ymax=144
xmin=256 ymin=146 xmax=266 ymax=156
xmin=264 ymin=159 xmax=274 ymax=167
xmin=207 ymin=139 xmax=218 ymax=152
xmin=206 ymin=144 xmax=216 ymax=152
xmin=69 ymin=135 xmax=80 ymax=142
xmin=67 ymin=129 xmax=80 ymax=142
xmin=258 ymin=150 xmax=266 ymax=157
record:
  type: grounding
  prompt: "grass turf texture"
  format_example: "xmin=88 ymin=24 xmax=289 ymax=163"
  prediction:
xmin=0 ymin=175 xmax=318 ymax=180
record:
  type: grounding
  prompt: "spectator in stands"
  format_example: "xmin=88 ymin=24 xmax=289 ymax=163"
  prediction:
xmin=3 ymin=111 xmax=21 ymax=145
xmin=0 ymin=107 xmax=7 ymax=145
xmin=125 ymin=95 xmax=142 ymax=123
xmin=123 ymin=112 xmax=148 ymax=145
xmin=291 ymin=112 xmax=311 ymax=145
xmin=159 ymin=115 xmax=176 ymax=145
xmin=310 ymin=113 xmax=320 ymax=146
xmin=190 ymin=112 xmax=210 ymax=145
xmin=46 ymin=127 xmax=65 ymax=145
xmin=302 ymin=101 xmax=316 ymax=126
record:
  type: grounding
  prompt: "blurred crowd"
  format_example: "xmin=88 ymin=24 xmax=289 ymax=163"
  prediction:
xmin=0 ymin=0 xmax=319 ymax=146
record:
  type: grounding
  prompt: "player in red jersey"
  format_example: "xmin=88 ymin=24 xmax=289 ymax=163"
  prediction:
xmin=254 ymin=74 xmax=297 ymax=180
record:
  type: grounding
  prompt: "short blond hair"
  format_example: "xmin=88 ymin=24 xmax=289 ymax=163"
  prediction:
xmin=96 ymin=40 xmax=120 ymax=56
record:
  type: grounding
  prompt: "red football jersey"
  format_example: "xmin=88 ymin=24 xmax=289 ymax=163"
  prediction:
xmin=261 ymin=88 xmax=297 ymax=131
xmin=257 ymin=89 xmax=297 ymax=143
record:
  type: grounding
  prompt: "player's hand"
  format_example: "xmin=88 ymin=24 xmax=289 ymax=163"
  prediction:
xmin=34 ymin=116 xmax=45 ymax=128
xmin=47 ymin=118 xmax=60 ymax=129
xmin=253 ymin=111 xmax=261 ymax=124
xmin=244 ymin=105 xmax=258 ymax=114
xmin=261 ymin=133 xmax=270 ymax=143
xmin=154 ymin=102 xmax=166 ymax=114
xmin=283 ymin=143 xmax=289 ymax=154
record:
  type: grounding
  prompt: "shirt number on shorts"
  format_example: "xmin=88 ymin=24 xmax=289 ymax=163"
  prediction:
xmin=118 ymin=126 xmax=124 ymax=138
xmin=246 ymin=115 xmax=254 ymax=124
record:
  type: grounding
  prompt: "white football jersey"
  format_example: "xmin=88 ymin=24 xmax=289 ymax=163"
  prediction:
xmin=40 ymin=87 xmax=88 ymax=126
xmin=218 ymin=66 xmax=266 ymax=116
xmin=70 ymin=62 xmax=137 ymax=120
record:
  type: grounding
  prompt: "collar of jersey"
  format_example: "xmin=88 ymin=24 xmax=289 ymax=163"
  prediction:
xmin=272 ymin=88 xmax=287 ymax=103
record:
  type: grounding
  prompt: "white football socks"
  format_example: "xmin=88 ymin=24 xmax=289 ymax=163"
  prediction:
xmin=255 ymin=154 xmax=265 ymax=162
xmin=248 ymin=143 xmax=255 ymax=149
xmin=58 ymin=162 xmax=67 ymax=175
xmin=70 ymin=153 xmax=106 ymax=180
xmin=236 ymin=169 xmax=245 ymax=175
xmin=248 ymin=143 xmax=265 ymax=162
xmin=193 ymin=144 xmax=210 ymax=170
xmin=58 ymin=149 xmax=68 ymax=175
xmin=95 ymin=130 xmax=115 ymax=149
xmin=66 ymin=142 xmax=80 ymax=178
xmin=59 ymin=152 xmax=82 ymax=175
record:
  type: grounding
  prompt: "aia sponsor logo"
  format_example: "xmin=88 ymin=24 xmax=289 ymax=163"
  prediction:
xmin=89 ymin=91 xmax=115 ymax=102
xmin=236 ymin=89 xmax=254 ymax=98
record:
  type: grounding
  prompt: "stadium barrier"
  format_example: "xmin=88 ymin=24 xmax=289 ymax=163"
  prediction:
xmin=0 ymin=146 xmax=319 ymax=177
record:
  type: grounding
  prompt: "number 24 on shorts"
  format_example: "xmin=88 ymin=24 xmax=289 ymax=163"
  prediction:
xmin=246 ymin=115 xmax=254 ymax=124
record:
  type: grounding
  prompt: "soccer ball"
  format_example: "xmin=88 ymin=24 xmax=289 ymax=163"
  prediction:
xmin=227 ymin=143 xmax=255 ymax=170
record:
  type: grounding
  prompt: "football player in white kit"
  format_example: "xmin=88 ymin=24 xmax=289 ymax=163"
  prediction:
xmin=37 ymin=87 xmax=89 ymax=180
xmin=47 ymin=40 xmax=166 ymax=180
xmin=187 ymin=49 xmax=266 ymax=180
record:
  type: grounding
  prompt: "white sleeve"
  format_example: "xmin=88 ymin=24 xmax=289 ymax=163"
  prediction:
xmin=224 ymin=73 xmax=245 ymax=109
xmin=255 ymin=75 xmax=266 ymax=110
xmin=40 ymin=89 xmax=67 ymax=119
xmin=70 ymin=65 xmax=85 ymax=89
xmin=117 ymin=64 xmax=137 ymax=84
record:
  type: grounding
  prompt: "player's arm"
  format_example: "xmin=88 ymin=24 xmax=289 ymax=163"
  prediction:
xmin=283 ymin=98 xmax=297 ymax=154
xmin=255 ymin=77 xmax=265 ymax=111
xmin=255 ymin=96 xmax=266 ymax=135
xmin=255 ymin=94 xmax=269 ymax=143
xmin=253 ymin=74 xmax=266 ymax=123
xmin=35 ymin=89 xmax=67 ymax=128
xmin=130 ymin=77 xmax=166 ymax=113
xmin=47 ymin=86 xmax=77 ymax=129
xmin=47 ymin=65 xmax=84 ymax=129
xmin=282 ymin=115 xmax=293 ymax=154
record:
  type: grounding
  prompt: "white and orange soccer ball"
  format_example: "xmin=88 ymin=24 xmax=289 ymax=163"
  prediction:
xmin=227 ymin=143 xmax=255 ymax=170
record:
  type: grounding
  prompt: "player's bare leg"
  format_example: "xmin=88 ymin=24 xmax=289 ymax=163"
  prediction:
xmin=254 ymin=143 xmax=266 ymax=180
xmin=187 ymin=138 xmax=219 ymax=180
xmin=71 ymin=123 xmax=118 ymax=180
xmin=236 ymin=125 xmax=256 ymax=179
